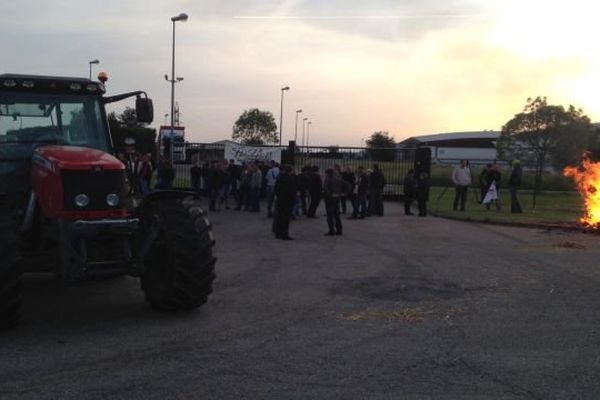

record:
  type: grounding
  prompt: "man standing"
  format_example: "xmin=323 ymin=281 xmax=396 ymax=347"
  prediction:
xmin=483 ymin=164 xmax=502 ymax=211
xmin=341 ymin=166 xmax=356 ymax=215
xmin=354 ymin=166 xmax=369 ymax=219
xmin=265 ymin=161 xmax=280 ymax=218
xmin=190 ymin=159 xmax=202 ymax=199
xmin=509 ymin=160 xmax=523 ymax=213
xmin=249 ymin=163 xmax=262 ymax=212
xmin=323 ymin=168 xmax=344 ymax=236
xmin=273 ymin=165 xmax=297 ymax=240
xmin=451 ymin=159 xmax=472 ymax=211
xmin=296 ymin=166 xmax=310 ymax=216
xmin=416 ymin=171 xmax=430 ymax=217
xmin=138 ymin=153 xmax=153 ymax=196
xmin=369 ymin=164 xmax=386 ymax=216
xmin=307 ymin=166 xmax=323 ymax=218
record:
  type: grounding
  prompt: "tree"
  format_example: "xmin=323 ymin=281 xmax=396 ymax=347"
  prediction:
xmin=232 ymin=108 xmax=278 ymax=145
xmin=366 ymin=131 xmax=396 ymax=162
xmin=497 ymin=97 xmax=592 ymax=207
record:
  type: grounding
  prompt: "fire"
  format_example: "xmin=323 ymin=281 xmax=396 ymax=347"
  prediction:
xmin=564 ymin=156 xmax=600 ymax=228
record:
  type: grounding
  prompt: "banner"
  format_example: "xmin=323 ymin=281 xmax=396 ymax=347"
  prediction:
xmin=224 ymin=142 xmax=281 ymax=164
xmin=482 ymin=181 xmax=498 ymax=204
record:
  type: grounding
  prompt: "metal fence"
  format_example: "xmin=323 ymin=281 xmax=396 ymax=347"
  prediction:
xmin=167 ymin=142 xmax=421 ymax=197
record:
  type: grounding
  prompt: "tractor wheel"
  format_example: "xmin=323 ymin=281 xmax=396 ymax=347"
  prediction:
xmin=0 ymin=211 xmax=22 ymax=330
xmin=139 ymin=195 xmax=216 ymax=311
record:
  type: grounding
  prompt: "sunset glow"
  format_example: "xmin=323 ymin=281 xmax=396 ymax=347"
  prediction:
xmin=2 ymin=1 xmax=600 ymax=144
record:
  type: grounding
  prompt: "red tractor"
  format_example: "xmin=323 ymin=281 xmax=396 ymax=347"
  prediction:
xmin=0 ymin=74 xmax=216 ymax=329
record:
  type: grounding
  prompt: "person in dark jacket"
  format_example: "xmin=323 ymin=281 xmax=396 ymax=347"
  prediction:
xmin=354 ymin=166 xmax=369 ymax=219
xmin=368 ymin=164 xmax=386 ymax=216
xmin=190 ymin=159 xmax=202 ymax=199
xmin=207 ymin=161 xmax=223 ymax=212
xmin=479 ymin=164 xmax=492 ymax=203
xmin=156 ymin=155 xmax=175 ymax=189
xmin=341 ymin=166 xmax=356 ymax=215
xmin=509 ymin=160 xmax=523 ymax=213
xmin=307 ymin=165 xmax=322 ymax=218
xmin=228 ymin=159 xmax=240 ymax=197
xmin=416 ymin=171 xmax=430 ymax=217
xmin=483 ymin=164 xmax=501 ymax=211
xmin=403 ymin=169 xmax=416 ymax=215
xmin=296 ymin=166 xmax=310 ymax=216
xmin=236 ymin=163 xmax=251 ymax=210
xmin=273 ymin=165 xmax=297 ymax=240
xmin=323 ymin=168 xmax=344 ymax=236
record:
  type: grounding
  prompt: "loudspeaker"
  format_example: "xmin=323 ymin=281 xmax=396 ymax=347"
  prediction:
xmin=414 ymin=147 xmax=431 ymax=176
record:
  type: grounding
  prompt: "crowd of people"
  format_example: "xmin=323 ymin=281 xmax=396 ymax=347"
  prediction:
xmin=118 ymin=151 xmax=525 ymax=241
xmin=116 ymin=152 xmax=395 ymax=240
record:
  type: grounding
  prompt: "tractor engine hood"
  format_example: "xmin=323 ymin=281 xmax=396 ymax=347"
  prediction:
xmin=33 ymin=145 xmax=124 ymax=172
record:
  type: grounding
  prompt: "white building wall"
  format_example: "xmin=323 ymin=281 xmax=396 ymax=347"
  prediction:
xmin=432 ymin=147 xmax=498 ymax=163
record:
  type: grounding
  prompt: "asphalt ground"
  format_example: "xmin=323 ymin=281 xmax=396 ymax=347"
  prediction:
xmin=1 ymin=201 xmax=600 ymax=399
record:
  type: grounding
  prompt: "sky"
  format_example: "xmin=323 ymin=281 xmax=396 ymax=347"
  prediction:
xmin=2 ymin=0 xmax=600 ymax=146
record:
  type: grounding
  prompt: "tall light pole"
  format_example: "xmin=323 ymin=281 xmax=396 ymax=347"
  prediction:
xmin=88 ymin=59 xmax=99 ymax=80
xmin=307 ymin=121 xmax=312 ymax=147
xmin=302 ymin=117 xmax=308 ymax=148
xmin=166 ymin=12 xmax=188 ymax=159
xmin=279 ymin=86 xmax=290 ymax=146
xmin=294 ymin=109 xmax=302 ymax=143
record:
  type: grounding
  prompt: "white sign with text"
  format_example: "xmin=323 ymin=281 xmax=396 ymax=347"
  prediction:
xmin=224 ymin=142 xmax=281 ymax=164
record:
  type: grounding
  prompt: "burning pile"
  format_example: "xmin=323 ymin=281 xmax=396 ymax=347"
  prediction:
xmin=564 ymin=156 xmax=600 ymax=228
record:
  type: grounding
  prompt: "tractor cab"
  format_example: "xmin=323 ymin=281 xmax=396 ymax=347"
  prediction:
xmin=0 ymin=74 xmax=153 ymax=203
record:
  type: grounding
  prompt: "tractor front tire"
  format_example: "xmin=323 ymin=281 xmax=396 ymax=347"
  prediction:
xmin=0 ymin=211 xmax=22 ymax=330
xmin=140 ymin=195 xmax=216 ymax=311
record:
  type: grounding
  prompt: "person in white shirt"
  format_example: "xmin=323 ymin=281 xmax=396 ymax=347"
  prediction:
xmin=265 ymin=160 xmax=280 ymax=217
xmin=451 ymin=159 xmax=472 ymax=211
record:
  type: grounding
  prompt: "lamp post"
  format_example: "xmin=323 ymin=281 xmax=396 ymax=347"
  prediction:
xmin=279 ymin=86 xmax=290 ymax=146
xmin=294 ymin=109 xmax=302 ymax=143
xmin=307 ymin=121 xmax=312 ymax=147
xmin=302 ymin=117 xmax=308 ymax=148
xmin=88 ymin=59 xmax=99 ymax=80
xmin=164 ymin=113 xmax=169 ymax=125
xmin=166 ymin=12 xmax=188 ymax=159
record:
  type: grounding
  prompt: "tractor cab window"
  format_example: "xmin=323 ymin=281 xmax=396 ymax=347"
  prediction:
xmin=0 ymin=91 xmax=110 ymax=157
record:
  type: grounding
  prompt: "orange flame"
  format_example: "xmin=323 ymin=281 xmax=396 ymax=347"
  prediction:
xmin=563 ymin=155 xmax=600 ymax=228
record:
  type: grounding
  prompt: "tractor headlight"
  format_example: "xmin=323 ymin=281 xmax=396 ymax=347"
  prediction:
xmin=74 ymin=194 xmax=90 ymax=208
xmin=106 ymin=193 xmax=120 ymax=207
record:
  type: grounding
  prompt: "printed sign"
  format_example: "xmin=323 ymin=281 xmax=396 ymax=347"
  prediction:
xmin=224 ymin=142 xmax=281 ymax=164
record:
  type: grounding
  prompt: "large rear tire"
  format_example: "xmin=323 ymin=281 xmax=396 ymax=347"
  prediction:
xmin=0 ymin=211 xmax=22 ymax=330
xmin=140 ymin=195 xmax=216 ymax=310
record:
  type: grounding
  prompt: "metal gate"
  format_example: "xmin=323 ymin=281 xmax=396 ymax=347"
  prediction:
xmin=167 ymin=142 xmax=422 ymax=198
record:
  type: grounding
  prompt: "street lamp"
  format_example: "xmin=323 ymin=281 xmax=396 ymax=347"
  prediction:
xmin=88 ymin=59 xmax=99 ymax=80
xmin=164 ymin=113 xmax=169 ymax=125
xmin=279 ymin=86 xmax=290 ymax=146
xmin=302 ymin=117 xmax=308 ymax=148
xmin=166 ymin=12 xmax=188 ymax=159
xmin=307 ymin=121 xmax=312 ymax=147
xmin=294 ymin=109 xmax=302 ymax=142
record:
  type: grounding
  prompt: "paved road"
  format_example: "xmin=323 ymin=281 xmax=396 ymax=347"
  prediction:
xmin=1 ymin=202 xmax=600 ymax=399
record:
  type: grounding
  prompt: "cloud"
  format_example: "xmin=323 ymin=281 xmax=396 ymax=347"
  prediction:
xmin=2 ymin=0 xmax=600 ymax=146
